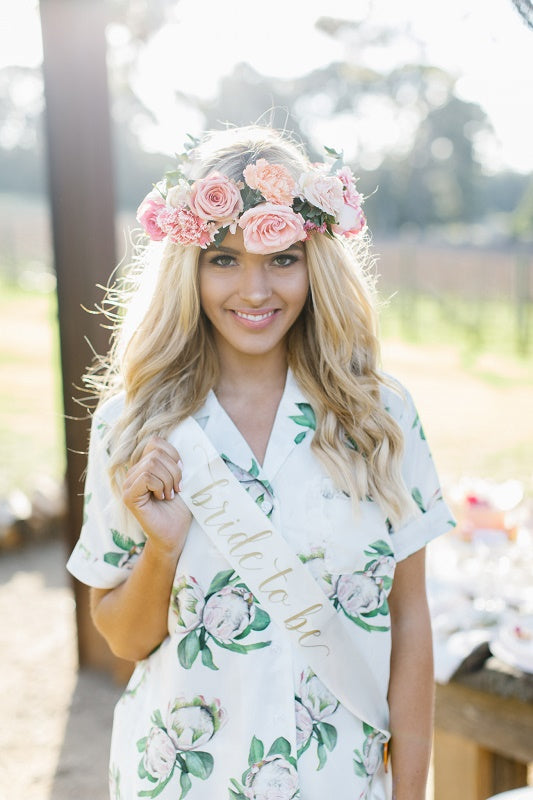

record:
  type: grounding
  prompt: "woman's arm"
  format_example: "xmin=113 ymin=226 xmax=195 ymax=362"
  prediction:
xmin=90 ymin=436 xmax=192 ymax=662
xmin=388 ymin=547 xmax=434 ymax=800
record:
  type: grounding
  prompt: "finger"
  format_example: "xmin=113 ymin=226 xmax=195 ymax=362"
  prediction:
xmin=123 ymin=469 xmax=166 ymax=504
xmin=125 ymin=453 xmax=176 ymax=501
xmin=142 ymin=436 xmax=182 ymax=465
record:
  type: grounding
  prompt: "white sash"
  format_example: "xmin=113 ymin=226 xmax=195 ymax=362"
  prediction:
xmin=168 ymin=417 xmax=391 ymax=740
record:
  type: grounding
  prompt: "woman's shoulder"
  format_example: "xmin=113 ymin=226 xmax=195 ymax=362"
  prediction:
xmin=92 ymin=392 xmax=126 ymax=431
xmin=377 ymin=372 xmax=416 ymax=425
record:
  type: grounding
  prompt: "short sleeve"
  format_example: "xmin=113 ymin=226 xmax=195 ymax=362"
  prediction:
xmin=66 ymin=395 xmax=146 ymax=589
xmin=388 ymin=386 xmax=456 ymax=561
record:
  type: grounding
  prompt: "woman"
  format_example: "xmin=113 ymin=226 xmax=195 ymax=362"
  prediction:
xmin=67 ymin=125 xmax=454 ymax=800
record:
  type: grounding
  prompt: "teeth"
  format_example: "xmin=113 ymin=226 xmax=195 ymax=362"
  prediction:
xmin=235 ymin=310 xmax=275 ymax=321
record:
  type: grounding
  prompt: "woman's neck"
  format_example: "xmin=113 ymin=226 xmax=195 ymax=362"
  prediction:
xmin=214 ymin=346 xmax=288 ymax=404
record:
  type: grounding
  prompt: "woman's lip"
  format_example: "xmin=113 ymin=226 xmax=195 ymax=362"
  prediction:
xmin=229 ymin=309 xmax=280 ymax=328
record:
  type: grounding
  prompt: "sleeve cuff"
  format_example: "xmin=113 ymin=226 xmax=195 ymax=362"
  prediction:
xmin=66 ymin=545 xmax=131 ymax=589
xmin=393 ymin=501 xmax=456 ymax=562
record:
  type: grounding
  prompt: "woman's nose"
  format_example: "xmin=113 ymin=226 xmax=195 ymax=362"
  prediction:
xmin=238 ymin=263 xmax=272 ymax=305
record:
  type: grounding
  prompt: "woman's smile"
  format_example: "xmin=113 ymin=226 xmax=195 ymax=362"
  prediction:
xmin=198 ymin=227 xmax=309 ymax=362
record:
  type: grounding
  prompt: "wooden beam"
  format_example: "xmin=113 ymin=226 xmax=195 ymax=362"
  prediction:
xmin=39 ymin=0 xmax=121 ymax=673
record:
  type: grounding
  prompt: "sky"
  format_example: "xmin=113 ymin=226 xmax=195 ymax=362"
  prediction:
xmin=2 ymin=0 xmax=533 ymax=172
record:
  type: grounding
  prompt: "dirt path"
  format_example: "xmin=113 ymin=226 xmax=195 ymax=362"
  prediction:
xmin=0 ymin=539 xmax=121 ymax=800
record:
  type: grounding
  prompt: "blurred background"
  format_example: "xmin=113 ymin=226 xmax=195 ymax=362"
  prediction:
xmin=0 ymin=1 xmax=532 ymax=799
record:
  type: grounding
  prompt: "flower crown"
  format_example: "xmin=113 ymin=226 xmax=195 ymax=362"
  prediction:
xmin=136 ymin=141 xmax=366 ymax=255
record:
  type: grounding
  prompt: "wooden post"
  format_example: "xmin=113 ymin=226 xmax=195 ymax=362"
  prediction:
xmin=39 ymin=0 xmax=129 ymax=678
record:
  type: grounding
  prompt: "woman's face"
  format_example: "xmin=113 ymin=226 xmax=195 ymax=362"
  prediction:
xmin=198 ymin=227 xmax=309 ymax=364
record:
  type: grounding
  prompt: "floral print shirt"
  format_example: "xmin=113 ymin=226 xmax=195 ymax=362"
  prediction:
xmin=67 ymin=370 xmax=455 ymax=800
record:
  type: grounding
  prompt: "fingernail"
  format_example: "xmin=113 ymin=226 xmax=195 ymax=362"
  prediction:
xmin=178 ymin=481 xmax=183 ymax=493
xmin=170 ymin=488 xmax=175 ymax=500
xmin=178 ymin=460 xmax=184 ymax=471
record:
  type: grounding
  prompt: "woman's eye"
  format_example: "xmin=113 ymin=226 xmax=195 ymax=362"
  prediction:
xmin=210 ymin=255 xmax=235 ymax=267
xmin=272 ymin=255 xmax=297 ymax=267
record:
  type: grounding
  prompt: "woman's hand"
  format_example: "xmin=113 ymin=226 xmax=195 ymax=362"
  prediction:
xmin=122 ymin=436 xmax=192 ymax=556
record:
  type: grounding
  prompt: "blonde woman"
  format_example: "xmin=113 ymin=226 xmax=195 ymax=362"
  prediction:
xmin=67 ymin=126 xmax=454 ymax=800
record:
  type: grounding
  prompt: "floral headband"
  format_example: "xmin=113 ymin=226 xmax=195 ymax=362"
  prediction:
xmin=136 ymin=142 xmax=366 ymax=255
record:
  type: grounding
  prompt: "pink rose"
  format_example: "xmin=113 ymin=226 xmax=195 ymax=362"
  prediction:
xmin=136 ymin=191 xmax=167 ymax=241
xmin=243 ymin=159 xmax=297 ymax=205
xmin=238 ymin=204 xmax=306 ymax=254
xmin=189 ymin=172 xmax=243 ymax=225
xmin=299 ymin=170 xmax=344 ymax=218
xmin=336 ymin=166 xmax=362 ymax=210
xmin=332 ymin=203 xmax=366 ymax=237
xmin=156 ymin=206 xmax=215 ymax=248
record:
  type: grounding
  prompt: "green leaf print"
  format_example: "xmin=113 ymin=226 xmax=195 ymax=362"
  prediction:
xmin=82 ymin=492 xmax=91 ymax=524
xmin=200 ymin=645 xmax=219 ymax=670
xmin=290 ymin=402 xmax=316 ymax=442
xmin=317 ymin=722 xmax=337 ymax=752
xmin=365 ymin=540 xmax=394 ymax=558
xmin=177 ymin=630 xmax=201 ymax=669
xmin=411 ymin=487 xmax=426 ymax=513
xmin=249 ymin=607 xmax=271 ymax=631
xmin=249 ymin=458 xmax=260 ymax=478
xmin=182 ymin=751 xmax=214 ymax=780
xmin=111 ymin=528 xmax=136 ymax=551
xmin=317 ymin=742 xmax=327 ymax=770
xmin=248 ymin=735 xmax=264 ymax=766
xmin=178 ymin=771 xmax=192 ymax=799
xmin=268 ymin=736 xmax=291 ymax=758
xmin=206 ymin=569 xmax=235 ymax=596
xmin=353 ymin=755 xmax=368 ymax=777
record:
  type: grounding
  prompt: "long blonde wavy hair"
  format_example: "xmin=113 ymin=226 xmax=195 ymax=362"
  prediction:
xmin=87 ymin=125 xmax=416 ymax=525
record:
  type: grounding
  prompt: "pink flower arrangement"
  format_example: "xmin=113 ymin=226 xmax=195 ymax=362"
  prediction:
xmin=243 ymin=159 xmax=296 ymax=205
xmin=238 ymin=204 xmax=306 ymax=254
xmin=189 ymin=172 xmax=243 ymax=226
xmin=136 ymin=144 xmax=366 ymax=253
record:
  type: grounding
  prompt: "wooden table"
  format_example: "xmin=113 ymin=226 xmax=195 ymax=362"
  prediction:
xmin=433 ymin=647 xmax=533 ymax=800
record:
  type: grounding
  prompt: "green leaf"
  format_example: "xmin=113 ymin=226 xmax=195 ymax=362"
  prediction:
xmin=362 ymin=722 xmax=374 ymax=736
xmin=294 ymin=431 xmax=306 ymax=445
xmin=179 ymin=771 xmax=192 ymax=800
xmin=249 ymin=458 xmax=260 ymax=478
xmin=200 ymin=644 xmax=219 ymax=670
xmin=229 ymin=791 xmax=247 ymax=800
xmin=138 ymin=757 xmax=148 ymax=779
xmin=248 ymin=735 xmax=265 ymax=766
xmin=152 ymin=709 xmax=164 ymax=728
xmin=289 ymin=403 xmax=316 ymax=430
xmin=213 ymin=226 xmax=229 ymax=248
xmin=341 ymin=609 xmax=389 ymax=632
xmin=182 ymin=750 xmax=214 ymax=779
xmin=317 ymin=742 xmax=327 ymax=770
xmin=103 ymin=552 xmax=125 ymax=567
xmin=267 ymin=737 xmax=291 ymax=758
xmin=366 ymin=539 xmax=394 ymax=557
xmin=411 ymin=487 xmax=426 ymax=513
xmin=177 ymin=629 xmax=200 ymax=669
xmin=241 ymin=641 xmax=272 ymax=652
xmin=353 ymin=757 xmax=368 ymax=777
xmin=297 ymin=735 xmax=313 ymax=759
xmin=206 ymin=569 xmax=235 ymax=596
xmin=250 ymin=607 xmax=271 ymax=631
xmin=137 ymin=736 xmax=148 ymax=753
xmin=111 ymin=529 xmax=136 ymax=552
xmin=317 ymin=722 xmax=337 ymax=751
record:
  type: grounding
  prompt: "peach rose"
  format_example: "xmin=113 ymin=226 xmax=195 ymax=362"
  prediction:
xmin=189 ymin=172 xmax=243 ymax=225
xmin=238 ymin=204 xmax=306 ymax=254
xmin=299 ymin=170 xmax=345 ymax=218
xmin=136 ymin=191 xmax=167 ymax=241
xmin=336 ymin=166 xmax=362 ymax=210
xmin=243 ymin=159 xmax=296 ymax=205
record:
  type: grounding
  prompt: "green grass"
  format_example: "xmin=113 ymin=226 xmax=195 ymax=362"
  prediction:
xmin=0 ymin=279 xmax=65 ymax=495
xmin=379 ymin=291 xmax=532 ymax=365
xmin=1 ymin=278 xmax=532 ymax=496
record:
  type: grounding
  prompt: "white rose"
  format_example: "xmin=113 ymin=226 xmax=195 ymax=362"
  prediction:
xmin=166 ymin=180 xmax=192 ymax=208
xmin=336 ymin=573 xmax=384 ymax=616
xmin=171 ymin=575 xmax=205 ymax=633
xmin=299 ymin=669 xmax=338 ymax=721
xmin=167 ymin=696 xmax=225 ymax=751
xmin=244 ymin=755 xmax=299 ymax=800
xmin=143 ymin=727 xmax=176 ymax=780
xmin=295 ymin=700 xmax=314 ymax=748
xmin=203 ymin=586 xmax=255 ymax=643
xmin=299 ymin=170 xmax=344 ymax=217
xmin=370 ymin=555 xmax=395 ymax=579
